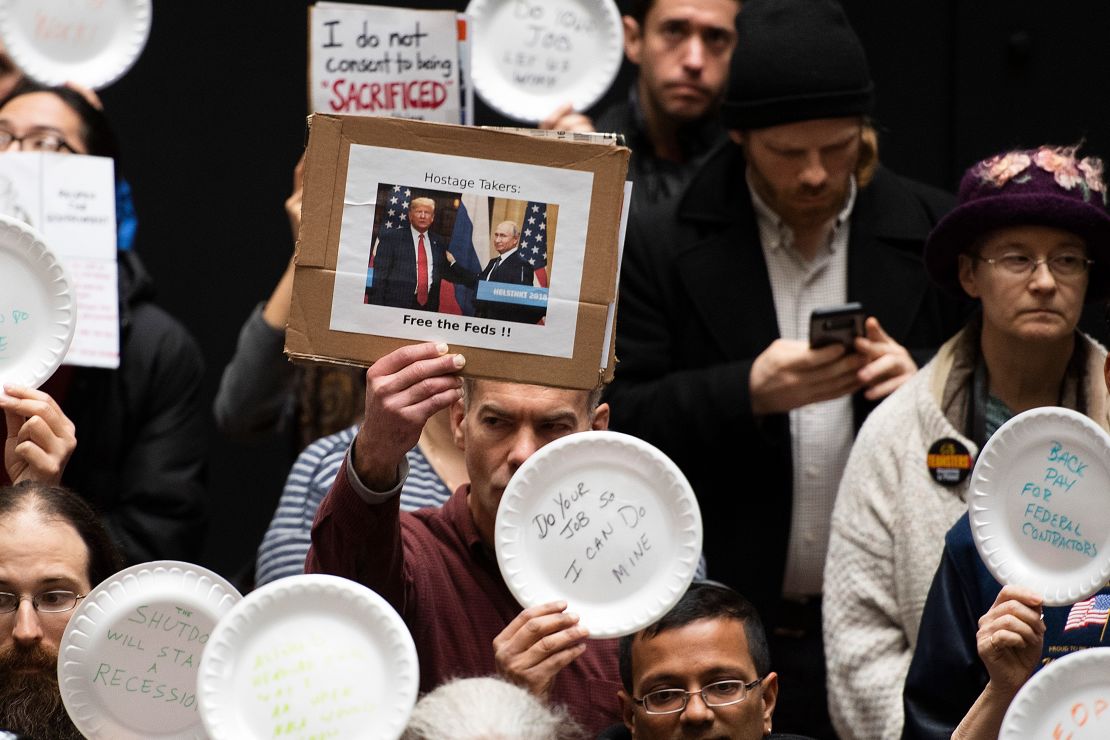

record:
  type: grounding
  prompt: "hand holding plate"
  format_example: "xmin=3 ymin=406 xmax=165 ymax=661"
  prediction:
xmin=1 ymin=384 xmax=76 ymax=485
xmin=539 ymin=102 xmax=596 ymax=133
xmin=975 ymin=585 xmax=1045 ymax=697
xmin=492 ymin=600 xmax=590 ymax=701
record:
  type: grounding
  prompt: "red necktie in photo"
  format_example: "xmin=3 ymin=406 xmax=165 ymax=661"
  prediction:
xmin=416 ymin=232 xmax=429 ymax=306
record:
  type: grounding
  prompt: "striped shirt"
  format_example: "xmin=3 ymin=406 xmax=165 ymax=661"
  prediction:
xmin=255 ymin=423 xmax=451 ymax=586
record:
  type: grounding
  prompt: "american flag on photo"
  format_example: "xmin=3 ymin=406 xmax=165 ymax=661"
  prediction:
xmin=1063 ymin=594 xmax=1110 ymax=631
xmin=370 ymin=185 xmax=412 ymax=268
xmin=382 ymin=184 xmax=411 ymax=231
xmin=519 ymin=201 xmax=549 ymax=288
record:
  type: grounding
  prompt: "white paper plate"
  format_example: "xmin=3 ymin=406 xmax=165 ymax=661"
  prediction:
xmin=0 ymin=0 xmax=152 ymax=89
xmin=496 ymin=431 xmax=702 ymax=638
xmin=1000 ymin=647 xmax=1110 ymax=738
xmin=198 ymin=574 xmax=419 ymax=740
xmin=57 ymin=561 xmax=243 ymax=739
xmin=970 ymin=407 xmax=1110 ymax=606
xmin=0 ymin=214 xmax=74 ymax=389
xmin=466 ymin=0 xmax=623 ymax=122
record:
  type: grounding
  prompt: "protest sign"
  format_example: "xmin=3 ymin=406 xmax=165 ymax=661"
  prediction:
xmin=58 ymin=562 xmax=242 ymax=737
xmin=465 ymin=0 xmax=623 ymax=122
xmin=970 ymin=407 xmax=1110 ymax=606
xmin=495 ymin=431 xmax=702 ymax=637
xmin=310 ymin=2 xmax=470 ymax=124
xmin=286 ymin=114 xmax=629 ymax=390
xmin=0 ymin=152 xmax=119 ymax=368
xmin=0 ymin=0 xmax=152 ymax=88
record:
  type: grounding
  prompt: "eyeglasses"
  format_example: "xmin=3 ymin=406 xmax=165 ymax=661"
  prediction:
xmin=973 ymin=253 xmax=1093 ymax=279
xmin=0 ymin=128 xmax=76 ymax=153
xmin=632 ymin=677 xmax=765 ymax=715
xmin=0 ymin=590 xmax=86 ymax=614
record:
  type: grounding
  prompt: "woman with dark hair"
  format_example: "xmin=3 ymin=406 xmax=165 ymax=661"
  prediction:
xmin=0 ymin=82 xmax=208 ymax=566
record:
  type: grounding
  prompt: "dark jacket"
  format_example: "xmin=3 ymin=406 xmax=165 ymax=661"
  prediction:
xmin=595 ymin=85 xmax=725 ymax=211
xmin=605 ymin=141 xmax=967 ymax=624
xmin=475 ymin=249 xmax=544 ymax=324
xmin=55 ymin=251 xmax=207 ymax=565
xmin=902 ymin=513 xmax=1110 ymax=739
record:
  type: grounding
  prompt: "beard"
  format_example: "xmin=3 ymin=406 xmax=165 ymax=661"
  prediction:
xmin=0 ymin=643 xmax=84 ymax=740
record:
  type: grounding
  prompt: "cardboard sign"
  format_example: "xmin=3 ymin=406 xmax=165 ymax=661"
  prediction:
xmin=0 ymin=153 xmax=119 ymax=369
xmin=310 ymin=2 xmax=470 ymax=124
xmin=287 ymin=115 xmax=629 ymax=389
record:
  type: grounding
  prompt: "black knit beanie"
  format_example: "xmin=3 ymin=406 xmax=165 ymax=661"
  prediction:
xmin=721 ymin=0 xmax=874 ymax=130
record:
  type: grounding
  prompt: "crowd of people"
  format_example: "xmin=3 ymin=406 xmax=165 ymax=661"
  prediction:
xmin=2 ymin=0 xmax=1109 ymax=738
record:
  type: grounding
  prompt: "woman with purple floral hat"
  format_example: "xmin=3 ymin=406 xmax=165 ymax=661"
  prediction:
xmin=822 ymin=145 xmax=1110 ymax=740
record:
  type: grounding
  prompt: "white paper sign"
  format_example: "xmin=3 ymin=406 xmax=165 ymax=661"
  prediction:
xmin=329 ymin=144 xmax=592 ymax=359
xmin=0 ymin=153 xmax=119 ymax=368
xmin=311 ymin=2 xmax=465 ymax=124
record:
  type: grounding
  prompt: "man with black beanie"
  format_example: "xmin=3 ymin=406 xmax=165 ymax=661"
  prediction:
xmin=605 ymin=0 xmax=967 ymax=736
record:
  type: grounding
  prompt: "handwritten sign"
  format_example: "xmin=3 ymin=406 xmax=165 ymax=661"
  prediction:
xmin=497 ymin=432 xmax=702 ymax=637
xmin=310 ymin=2 xmax=465 ymax=124
xmin=0 ymin=152 xmax=119 ymax=369
xmin=0 ymin=309 xmax=32 ymax=361
xmin=0 ymin=221 xmax=64 ymax=389
xmin=468 ymin=0 xmax=623 ymax=121
xmin=241 ymin=627 xmax=380 ymax=737
xmin=198 ymin=576 xmax=418 ymax=737
xmin=1015 ymin=440 xmax=1100 ymax=560
xmin=0 ymin=0 xmax=151 ymax=88
xmin=531 ymin=481 xmax=660 ymax=590
xmin=86 ymin=602 xmax=211 ymax=731
xmin=999 ymin=647 xmax=1110 ymax=739
xmin=1047 ymin=695 xmax=1110 ymax=739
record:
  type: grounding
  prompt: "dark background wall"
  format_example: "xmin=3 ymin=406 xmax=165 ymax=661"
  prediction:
xmin=93 ymin=1 xmax=1108 ymax=586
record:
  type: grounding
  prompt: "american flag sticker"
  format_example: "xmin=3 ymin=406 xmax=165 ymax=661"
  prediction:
xmin=1063 ymin=594 xmax=1110 ymax=631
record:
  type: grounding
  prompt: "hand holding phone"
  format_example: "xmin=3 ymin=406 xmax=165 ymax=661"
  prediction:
xmin=810 ymin=303 xmax=865 ymax=350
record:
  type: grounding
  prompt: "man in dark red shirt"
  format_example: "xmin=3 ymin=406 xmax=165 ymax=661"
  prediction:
xmin=306 ymin=342 xmax=621 ymax=732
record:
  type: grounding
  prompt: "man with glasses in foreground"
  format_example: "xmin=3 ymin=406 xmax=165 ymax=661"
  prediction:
xmin=0 ymin=481 xmax=124 ymax=739
xmin=608 ymin=581 xmax=813 ymax=740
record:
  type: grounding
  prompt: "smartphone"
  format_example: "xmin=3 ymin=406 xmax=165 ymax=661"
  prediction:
xmin=809 ymin=303 xmax=866 ymax=350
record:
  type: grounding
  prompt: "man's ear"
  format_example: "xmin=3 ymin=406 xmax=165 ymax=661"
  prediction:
xmin=623 ymin=16 xmax=643 ymax=65
xmin=618 ymin=689 xmax=638 ymax=737
xmin=591 ymin=402 xmax=610 ymax=431
xmin=761 ymin=672 xmax=779 ymax=736
xmin=1103 ymin=353 xmax=1110 ymax=396
xmin=728 ymin=130 xmax=745 ymax=147
xmin=451 ymin=398 xmax=466 ymax=451
xmin=957 ymin=254 xmax=980 ymax=298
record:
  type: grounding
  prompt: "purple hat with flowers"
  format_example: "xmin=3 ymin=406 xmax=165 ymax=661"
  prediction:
xmin=925 ymin=145 xmax=1110 ymax=300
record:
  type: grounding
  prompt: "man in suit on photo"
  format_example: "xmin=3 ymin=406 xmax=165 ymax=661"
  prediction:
xmin=366 ymin=196 xmax=470 ymax=312
xmin=475 ymin=220 xmax=545 ymax=324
